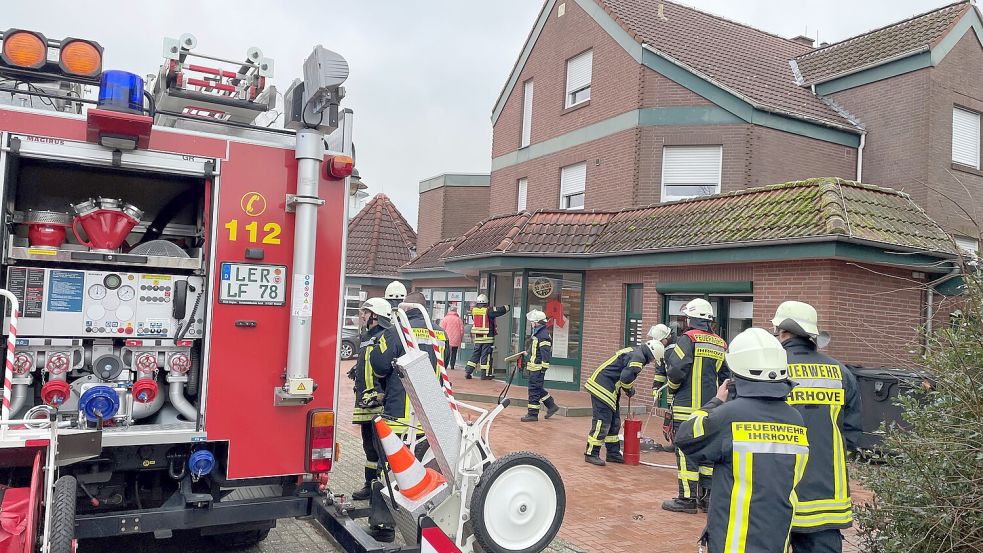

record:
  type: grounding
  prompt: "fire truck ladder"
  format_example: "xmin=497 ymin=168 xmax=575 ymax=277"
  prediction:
xmin=152 ymin=33 xmax=277 ymax=126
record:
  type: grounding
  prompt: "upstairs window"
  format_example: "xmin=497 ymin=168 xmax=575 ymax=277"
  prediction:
xmin=517 ymin=178 xmax=528 ymax=211
xmin=521 ymin=80 xmax=533 ymax=148
xmin=560 ymin=162 xmax=586 ymax=210
xmin=565 ymin=50 xmax=592 ymax=108
xmin=661 ymin=146 xmax=722 ymax=202
xmin=953 ymin=106 xmax=980 ymax=169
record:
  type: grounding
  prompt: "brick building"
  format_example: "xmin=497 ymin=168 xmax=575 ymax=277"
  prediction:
xmin=404 ymin=1 xmax=977 ymax=391
xmin=344 ymin=193 xmax=416 ymax=328
xmin=416 ymin=173 xmax=491 ymax=252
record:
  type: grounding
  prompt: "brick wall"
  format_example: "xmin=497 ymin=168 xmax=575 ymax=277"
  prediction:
xmin=416 ymin=187 xmax=445 ymax=252
xmin=749 ymin=127 xmax=857 ymax=186
xmin=442 ymin=186 xmax=490 ymax=239
xmin=576 ymin=259 xmax=927 ymax=392
xmin=489 ymin=129 xmax=638 ymax=215
xmin=491 ymin=0 xmax=643 ymax=159
xmin=417 ymin=186 xmax=490 ymax=252
xmin=829 ymin=68 xmax=932 ymax=207
xmin=928 ymin=31 xmax=983 ymax=238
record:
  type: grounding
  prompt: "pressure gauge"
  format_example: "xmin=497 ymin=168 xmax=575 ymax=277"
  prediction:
xmin=88 ymin=284 xmax=107 ymax=300
xmin=103 ymin=273 xmax=122 ymax=290
xmin=117 ymin=285 xmax=135 ymax=301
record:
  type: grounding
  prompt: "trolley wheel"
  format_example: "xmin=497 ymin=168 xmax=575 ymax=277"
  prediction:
xmin=470 ymin=451 xmax=565 ymax=553
xmin=48 ymin=475 xmax=77 ymax=553
xmin=339 ymin=340 xmax=356 ymax=360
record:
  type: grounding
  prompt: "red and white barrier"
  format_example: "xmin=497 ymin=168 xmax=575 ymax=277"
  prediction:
xmin=0 ymin=289 xmax=20 ymax=421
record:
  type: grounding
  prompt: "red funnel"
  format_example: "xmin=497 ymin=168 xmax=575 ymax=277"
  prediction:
xmin=71 ymin=200 xmax=142 ymax=252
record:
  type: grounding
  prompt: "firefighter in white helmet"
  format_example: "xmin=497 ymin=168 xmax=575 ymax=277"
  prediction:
xmin=648 ymin=323 xmax=676 ymax=452
xmin=384 ymin=280 xmax=407 ymax=312
xmin=521 ymin=310 xmax=559 ymax=422
xmin=663 ymin=298 xmax=730 ymax=514
xmin=774 ymin=301 xmax=862 ymax=553
xmin=349 ymin=298 xmax=391 ymax=502
xmin=465 ymin=293 xmax=510 ymax=380
xmin=584 ymin=340 xmax=665 ymax=466
xmin=675 ymin=328 xmax=807 ymax=553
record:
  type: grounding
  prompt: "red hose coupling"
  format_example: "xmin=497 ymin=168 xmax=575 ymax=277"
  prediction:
xmin=41 ymin=380 xmax=71 ymax=406
xmin=132 ymin=379 xmax=159 ymax=404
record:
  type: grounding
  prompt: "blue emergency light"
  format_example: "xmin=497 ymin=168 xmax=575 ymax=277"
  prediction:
xmin=97 ymin=70 xmax=144 ymax=114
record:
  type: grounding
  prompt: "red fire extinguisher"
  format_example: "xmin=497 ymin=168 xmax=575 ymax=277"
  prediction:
xmin=623 ymin=394 xmax=642 ymax=466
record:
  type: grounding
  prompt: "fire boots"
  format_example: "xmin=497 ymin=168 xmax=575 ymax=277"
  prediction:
xmin=661 ymin=497 xmax=698 ymax=514
xmin=606 ymin=450 xmax=625 ymax=464
xmin=352 ymin=483 xmax=372 ymax=501
xmin=584 ymin=454 xmax=606 ymax=466
xmin=545 ymin=404 xmax=560 ymax=419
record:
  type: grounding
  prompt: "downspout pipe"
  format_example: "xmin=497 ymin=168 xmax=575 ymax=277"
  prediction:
xmin=9 ymin=384 xmax=29 ymax=418
xmin=856 ymin=131 xmax=866 ymax=182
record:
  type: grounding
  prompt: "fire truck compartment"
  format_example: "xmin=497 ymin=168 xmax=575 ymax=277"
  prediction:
xmin=1 ymin=140 xmax=212 ymax=440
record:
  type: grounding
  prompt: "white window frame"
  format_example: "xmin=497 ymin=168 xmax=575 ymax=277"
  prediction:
xmin=565 ymin=50 xmax=592 ymax=108
xmin=521 ymin=80 xmax=533 ymax=148
xmin=952 ymin=106 xmax=980 ymax=169
xmin=517 ymin=178 xmax=528 ymax=211
xmin=660 ymin=145 xmax=723 ymax=202
xmin=955 ymin=236 xmax=979 ymax=258
xmin=559 ymin=162 xmax=586 ymax=210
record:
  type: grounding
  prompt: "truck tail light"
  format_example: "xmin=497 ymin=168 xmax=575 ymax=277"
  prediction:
xmin=1 ymin=29 xmax=47 ymax=69
xmin=326 ymin=155 xmax=353 ymax=179
xmin=306 ymin=409 xmax=335 ymax=474
xmin=59 ymin=38 xmax=103 ymax=77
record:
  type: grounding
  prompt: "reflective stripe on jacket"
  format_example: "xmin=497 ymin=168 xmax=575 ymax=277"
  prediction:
xmin=668 ymin=328 xmax=729 ymax=421
xmin=471 ymin=305 xmax=509 ymax=343
xmin=528 ymin=324 xmax=552 ymax=371
xmin=585 ymin=345 xmax=652 ymax=410
xmin=353 ymin=324 xmax=386 ymax=423
xmin=783 ymin=336 xmax=862 ymax=531
xmin=676 ymin=379 xmax=808 ymax=553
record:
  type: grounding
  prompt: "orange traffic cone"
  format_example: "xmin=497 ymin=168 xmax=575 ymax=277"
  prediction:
xmin=374 ymin=417 xmax=446 ymax=501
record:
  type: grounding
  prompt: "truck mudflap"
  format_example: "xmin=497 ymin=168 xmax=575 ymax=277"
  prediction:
xmin=312 ymin=495 xmax=461 ymax=553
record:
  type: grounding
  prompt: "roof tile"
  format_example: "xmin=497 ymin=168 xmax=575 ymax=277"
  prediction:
xmin=346 ymin=194 xmax=417 ymax=277
xmin=794 ymin=2 xmax=970 ymax=84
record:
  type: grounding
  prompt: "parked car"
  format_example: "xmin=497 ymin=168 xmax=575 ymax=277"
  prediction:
xmin=341 ymin=327 xmax=359 ymax=360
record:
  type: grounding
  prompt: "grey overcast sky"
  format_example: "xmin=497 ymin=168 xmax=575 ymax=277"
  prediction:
xmin=3 ymin=1 xmax=951 ymax=228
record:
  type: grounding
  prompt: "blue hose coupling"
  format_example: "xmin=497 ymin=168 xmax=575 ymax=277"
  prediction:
xmin=188 ymin=449 xmax=216 ymax=479
xmin=79 ymin=386 xmax=120 ymax=422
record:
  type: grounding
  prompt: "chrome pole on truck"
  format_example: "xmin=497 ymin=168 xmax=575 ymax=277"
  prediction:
xmin=276 ymin=46 xmax=352 ymax=406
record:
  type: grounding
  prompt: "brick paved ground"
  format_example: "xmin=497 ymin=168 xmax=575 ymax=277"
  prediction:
xmin=83 ymin=361 xmax=866 ymax=552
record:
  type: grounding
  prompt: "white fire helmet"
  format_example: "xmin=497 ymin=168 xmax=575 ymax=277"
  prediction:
xmin=526 ymin=309 xmax=547 ymax=323
xmin=682 ymin=298 xmax=714 ymax=321
xmin=648 ymin=323 xmax=672 ymax=341
xmin=772 ymin=301 xmax=820 ymax=338
xmin=725 ymin=328 xmax=789 ymax=382
xmin=646 ymin=340 xmax=666 ymax=363
xmin=384 ymin=281 xmax=407 ymax=301
xmin=476 ymin=294 xmax=488 ymax=304
xmin=361 ymin=297 xmax=391 ymax=319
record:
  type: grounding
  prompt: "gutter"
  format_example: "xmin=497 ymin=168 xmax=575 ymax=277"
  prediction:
xmin=640 ymin=44 xmax=863 ymax=134
xmin=442 ymin=235 xmax=958 ymax=266
xmin=856 ymin=132 xmax=866 ymax=181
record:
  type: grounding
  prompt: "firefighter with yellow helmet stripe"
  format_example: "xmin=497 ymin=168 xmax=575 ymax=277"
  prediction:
xmin=663 ymin=298 xmax=729 ymax=514
xmin=676 ymin=328 xmax=808 ymax=553
xmin=466 ymin=293 xmax=510 ymax=379
xmin=521 ymin=310 xmax=559 ymax=422
xmin=774 ymin=301 xmax=862 ymax=553
xmin=349 ymin=297 xmax=390 ymax=501
xmin=584 ymin=340 xmax=664 ymax=466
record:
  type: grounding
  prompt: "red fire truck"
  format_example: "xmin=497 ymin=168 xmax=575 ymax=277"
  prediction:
xmin=0 ymin=30 xmax=354 ymax=551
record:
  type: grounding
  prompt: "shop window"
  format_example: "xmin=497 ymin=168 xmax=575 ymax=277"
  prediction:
xmin=665 ymin=295 xmax=752 ymax=343
xmin=525 ymin=272 xmax=583 ymax=363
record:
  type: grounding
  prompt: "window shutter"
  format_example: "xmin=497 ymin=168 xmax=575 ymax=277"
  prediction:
xmin=953 ymin=107 xmax=980 ymax=168
xmin=517 ymin=178 xmax=528 ymax=211
xmin=661 ymin=146 xmax=722 ymax=201
xmin=521 ymin=80 xmax=533 ymax=148
xmin=565 ymin=51 xmax=593 ymax=95
xmin=560 ymin=162 xmax=586 ymax=208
